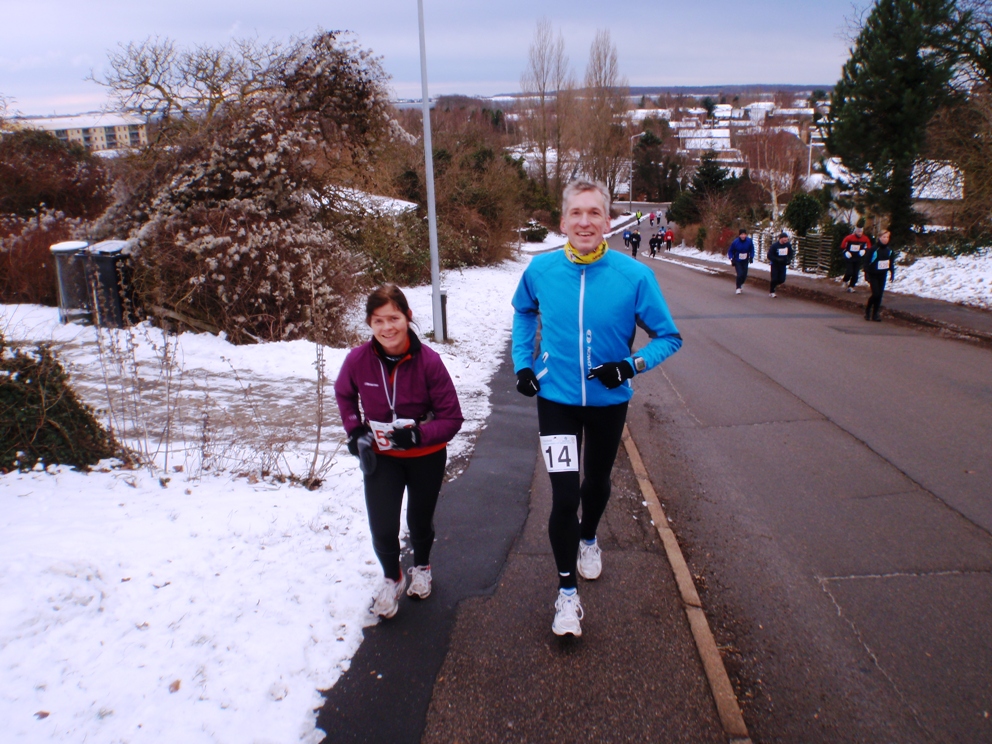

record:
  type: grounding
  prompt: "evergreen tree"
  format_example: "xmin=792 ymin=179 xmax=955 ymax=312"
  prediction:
xmin=691 ymin=151 xmax=732 ymax=196
xmin=826 ymin=0 xmax=967 ymax=243
xmin=784 ymin=192 xmax=823 ymax=236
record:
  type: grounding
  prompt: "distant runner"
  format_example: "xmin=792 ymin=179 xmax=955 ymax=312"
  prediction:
xmin=840 ymin=219 xmax=872 ymax=292
xmin=511 ymin=178 xmax=682 ymax=637
xmin=863 ymin=230 xmax=897 ymax=321
xmin=768 ymin=231 xmax=794 ymax=297
xmin=728 ymin=228 xmax=755 ymax=294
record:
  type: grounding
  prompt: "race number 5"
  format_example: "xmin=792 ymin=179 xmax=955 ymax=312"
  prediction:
xmin=539 ymin=434 xmax=579 ymax=473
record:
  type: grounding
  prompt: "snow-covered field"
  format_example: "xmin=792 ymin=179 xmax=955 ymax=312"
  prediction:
xmin=0 ymin=258 xmax=526 ymax=744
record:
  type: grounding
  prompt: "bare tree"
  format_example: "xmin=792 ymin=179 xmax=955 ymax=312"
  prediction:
xmin=578 ymin=29 xmax=630 ymax=195
xmin=521 ymin=19 xmax=574 ymax=200
xmin=93 ymin=36 xmax=284 ymax=130
xmin=737 ymin=127 xmax=804 ymax=221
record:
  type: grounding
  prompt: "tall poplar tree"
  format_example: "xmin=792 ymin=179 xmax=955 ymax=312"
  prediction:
xmin=826 ymin=0 xmax=967 ymax=243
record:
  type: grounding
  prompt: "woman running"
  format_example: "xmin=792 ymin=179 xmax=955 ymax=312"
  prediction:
xmin=335 ymin=284 xmax=463 ymax=618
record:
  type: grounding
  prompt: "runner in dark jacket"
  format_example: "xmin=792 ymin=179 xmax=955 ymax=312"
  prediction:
xmin=768 ymin=232 xmax=795 ymax=297
xmin=629 ymin=229 xmax=641 ymax=257
xmin=649 ymin=233 xmax=661 ymax=257
xmin=862 ymin=231 xmax=897 ymax=321
xmin=335 ymin=284 xmax=464 ymax=618
xmin=728 ymin=229 xmax=755 ymax=293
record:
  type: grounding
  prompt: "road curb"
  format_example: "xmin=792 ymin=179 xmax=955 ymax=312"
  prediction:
xmin=622 ymin=424 xmax=753 ymax=744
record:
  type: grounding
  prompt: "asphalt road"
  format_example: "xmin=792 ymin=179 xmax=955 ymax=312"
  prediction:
xmin=625 ymin=244 xmax=992 ymax=743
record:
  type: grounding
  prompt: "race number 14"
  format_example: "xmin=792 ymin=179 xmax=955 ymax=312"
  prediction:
xmin=539 ymin=434 xmax=579 ymax=473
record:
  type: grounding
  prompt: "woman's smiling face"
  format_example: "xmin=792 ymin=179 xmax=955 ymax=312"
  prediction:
xmin=369 ymin=301 xmax=411 ymax=354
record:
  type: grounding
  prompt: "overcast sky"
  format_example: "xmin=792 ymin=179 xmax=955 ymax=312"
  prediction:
xmin=0 ymin=0 xmax=861 ymax=116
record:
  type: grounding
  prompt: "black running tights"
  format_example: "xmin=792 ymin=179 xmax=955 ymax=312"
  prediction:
xmin=537 ymin=397 xmax=629 ymax=589
xmin=363 ymin=448 xmax=447 ymax=581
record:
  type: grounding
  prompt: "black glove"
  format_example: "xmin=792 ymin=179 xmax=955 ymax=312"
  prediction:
xmin=387 ymin=426 xmax=421 ymax=451
xmin=516 ymin=368 xmax=540 ymax=397
xmin=347 ymin=425 xmax=372 ymax=456
xmin=586 ymin=360 xmax=635 ymax=389
xmin=347 ymin=426 xmax=377 ymax=475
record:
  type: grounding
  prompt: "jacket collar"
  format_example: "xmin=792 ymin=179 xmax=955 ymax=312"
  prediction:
xmin=372 ymin=329 xmax=421 ymax=360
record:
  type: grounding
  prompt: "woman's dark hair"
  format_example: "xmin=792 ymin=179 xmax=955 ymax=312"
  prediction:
xmin=365 ymin=284 xmax=413 ymax=325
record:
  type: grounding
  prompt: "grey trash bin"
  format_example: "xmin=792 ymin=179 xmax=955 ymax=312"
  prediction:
xmin=86 ymin=240 xmax=134 ymax=328
xmin=49 ymin=241 xmax=91 ymax=324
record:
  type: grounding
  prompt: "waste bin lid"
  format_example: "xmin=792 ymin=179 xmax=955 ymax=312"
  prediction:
xmin=50 ymin=240 xmax=89 ymax=254
xmin=89 ymin=239 xmax=133 ymax=255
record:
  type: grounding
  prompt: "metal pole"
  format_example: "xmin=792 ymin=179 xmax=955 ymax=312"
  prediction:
xmin=418 ymin=0 xmax=445 ymax=342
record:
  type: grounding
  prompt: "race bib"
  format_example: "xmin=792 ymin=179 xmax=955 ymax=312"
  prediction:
xmin=877 ymin=260 xmax=890 ymax=270
xmin=777 ymin=247 xmax=789 ymax=256
xmin=369 ymin=420 xmax=395 ymax=450
xmin=738 ymin=252 xmax=749 ymax=259
xmin=539 ymin=434 xmax=579 ymax=473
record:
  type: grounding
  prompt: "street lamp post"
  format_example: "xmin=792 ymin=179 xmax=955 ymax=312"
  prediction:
xmin=417 ymin=0 xmax=445 ymax=342
xmin=628 ymin=131 xmax=646 ymax=213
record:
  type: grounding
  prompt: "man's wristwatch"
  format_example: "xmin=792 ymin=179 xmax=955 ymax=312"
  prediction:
xmin=633 ymin=356 xmax=646 ymax=373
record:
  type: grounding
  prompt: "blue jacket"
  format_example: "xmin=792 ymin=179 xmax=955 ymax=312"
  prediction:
xmin=512 ymin=249 xmax=682 ymax=407
xmin=728 ymin=237 xmax=755 ymax=263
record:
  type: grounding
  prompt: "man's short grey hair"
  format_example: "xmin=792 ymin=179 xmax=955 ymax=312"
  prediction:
xmin=562 ymin=179 xmax=611 ymax=217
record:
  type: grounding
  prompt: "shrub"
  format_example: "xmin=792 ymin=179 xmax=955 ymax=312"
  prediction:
xmin=0 ymin=128 xmax=111 ymax=219
xmin=0 ymin=210 xmax=85 ymax=305
xmin=1 ymin=334 xmax=117 ymax=472
xmin=521 ymin=221 xmax=549 ymax=242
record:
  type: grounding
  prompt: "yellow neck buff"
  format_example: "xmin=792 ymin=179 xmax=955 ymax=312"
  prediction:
xmin=564 ymin=240 xmax=608 ymax=265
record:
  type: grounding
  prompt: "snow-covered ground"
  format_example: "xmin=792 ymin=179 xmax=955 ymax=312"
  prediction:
xmin=0 ymin=258 xmax=527 ymax=744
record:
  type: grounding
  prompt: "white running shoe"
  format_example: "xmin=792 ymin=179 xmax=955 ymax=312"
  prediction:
xmin=735 ymin=288 xmax=742 ymax=295
xmin=577 ymin=540 xmax=602 ymax=580
xmin=372 ymin=574 xmax=406 ymax=618
xmin=847 ymin=287 xmax=856 ymax=293
xmin=552 ymin=590 xmax=584 ymax=637
xmin=406 ymin=565 xmax=432 ymax=599
xmin=769 ymin=292 xmax=777 ymax=298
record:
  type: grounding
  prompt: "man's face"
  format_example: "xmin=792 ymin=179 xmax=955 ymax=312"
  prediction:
xmin=855 ymin=227 xmax=863 ymax=236
xmin=779 ymin=236 xmax=789 ymax=243
xmin=561 ymin=189 xmax=610 ymax=255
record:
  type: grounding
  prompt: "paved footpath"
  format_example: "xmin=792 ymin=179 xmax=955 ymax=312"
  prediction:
xmin=318 ymin=350 xmax=732 ymax=743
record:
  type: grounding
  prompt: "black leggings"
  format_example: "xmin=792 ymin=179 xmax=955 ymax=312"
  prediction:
xmin=770 ymin=262 xmax=787 ymax=292
xmin=537 ymin=397 xmax=629 ymax=589
xmin=363 ymin=448 xmax=447 ymax=581
xmin=866 ymin=272 xmax=887 ymax=317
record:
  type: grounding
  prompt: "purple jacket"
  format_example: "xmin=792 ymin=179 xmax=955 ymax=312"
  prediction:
xmin=334 ymin=332 xmax=463 ymax=451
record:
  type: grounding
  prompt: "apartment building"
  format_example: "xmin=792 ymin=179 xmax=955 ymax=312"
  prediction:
xmin=11 ymin=112 xmax=148 ymax=153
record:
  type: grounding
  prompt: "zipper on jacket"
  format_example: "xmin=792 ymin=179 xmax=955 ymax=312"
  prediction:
xmin=579 ymin=269 xmax=586 ymax=406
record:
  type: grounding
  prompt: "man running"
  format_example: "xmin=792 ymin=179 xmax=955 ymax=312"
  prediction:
xmin=840 ymin=219 xmax=872 ymax=292
xmin=511 ymin=178 xmax=682 ymax=637
xmin=728 ymin=228 xmax=755 ymax=294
